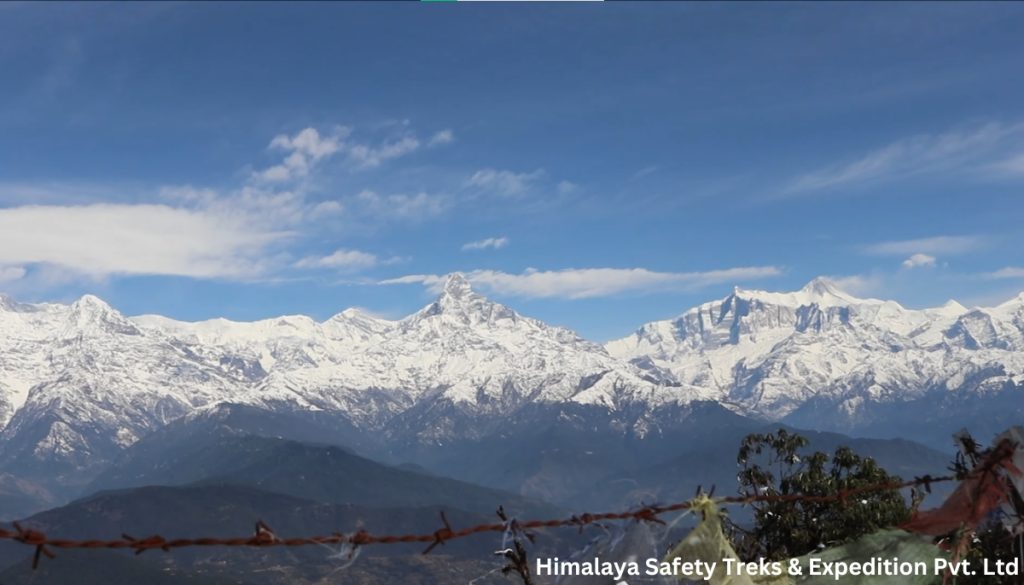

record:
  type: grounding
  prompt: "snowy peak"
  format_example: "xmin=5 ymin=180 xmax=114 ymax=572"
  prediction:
xmin=441 ymin=272 xmax=474 ymax=299
xmin=801 ymin=276 xmax=838 ymax=294
xmin=1 ymin=280 xmax=1023 ymax=505
xmin=995 ymin=292 xmax=1024 ymax=312
xmin=928 ymin=299 xmax=968 ymax=318
xmin=798 ymin=276 xmax=848 ymax=299
xmin=730 ymin=277 xmax=865 ymax=310
xmin=327 ymin=307 xmax=393 ymax=330
xmin=607 ymin=278 xmax=1024 ymax=419
xmin=433 ymin=272 xmax=490 ymax=313
xmin=64 ymin=294 xmax=140 ymax=337
xmin=337 ymin=307 xmax=373 ymax=319
xmin=322 ymin=307 xmax=394 ymax=343
xmin=69 ymin=294 xmax=115 ymax=317
xmin=407 ymin=272 xmax=520 ymax=328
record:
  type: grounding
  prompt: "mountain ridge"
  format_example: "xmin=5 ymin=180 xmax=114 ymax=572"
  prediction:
xmin=1 ymin=274 xmax=1022 ymax=517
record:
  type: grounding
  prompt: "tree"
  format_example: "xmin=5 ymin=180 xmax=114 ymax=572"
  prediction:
xmin=960 ymin=521 xmax=1021 ymax=585
xmin=732 ymin=429 xmax=912 ymax=561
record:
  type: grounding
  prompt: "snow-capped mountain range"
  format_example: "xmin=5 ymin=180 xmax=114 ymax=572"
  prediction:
xmin=1 ymin=274 xmax=1022 ymax=502
xmin=606 ymin=277 xmax=1024 ymax=420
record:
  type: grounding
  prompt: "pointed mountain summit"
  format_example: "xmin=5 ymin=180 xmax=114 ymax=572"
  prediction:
xmin=321 ymin=307 xmax=394 ymax=345
xmin=326 ymin=307 xmax=395 ymax=331
xmin=407 ymin=272 xmax=520 ymax=328
xmin=440 ymin=272 xmax=474 ymax=298
xmin=434 ymin=273 xmax=487 ymax=311
xmin=799 ymin=276 xmax=847 ymax=298
xmin=63 ymin=294 xmax=141 ymax=337
xmin=802 ymin=276 xmax=841 ymax=294
xmin=995 ymin=291 xmax=1024 ymax=312
xmin=256 ymin=271 xmax=681 ymax=427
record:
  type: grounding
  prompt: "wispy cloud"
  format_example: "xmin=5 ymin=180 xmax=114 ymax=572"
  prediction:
xmin=255 ymin=127 xmax=346 ymax=183
xmin=253 ymin=124 xmax=454 ymax=181
xmin=0 ymin=180 xmax=143 ymax=206
xmin=989 ymin=152 xmax=1024 ymax=176
xmin=352 ymin=190 xmax=448 ymax=222
xmin=786 ymin=122 xmax=1024 ymax=194
xmin=461 ymin=237 xmax=509 ymax=251
xmin=901 ymin=253 xmax=937 ymax=269
xmin=632 ymin=165 xmax=659 ymax=180
xmin=428 ymin=129 xmax=454 ymax=147
xmin=380 ymin=266 xmax=782 ymax=299
xmin=295 ymin=248 xmax=401 ymax=271
xmin=467 ymin=168 xmax=546 ymax=197
xmin=0 ymin=124 xmax=446 ymax=286
xmin=347 ymin=135 xmax=420 ymax=169
xmin=863 ymin=235 xmax=987 ymax=256
xmin=308 ymin=200 xmax=344 ymax=219
xmin=0 ymin=266 xmax=27 ymax=283
xmin=0 ymin=121 xmax=561 ymax=289
xmin=161 ymin=184 xmax=320 ymax=229
xmin=985 ymin=267 xmax=1024 ymax=280
xmin=556 ymin=180 xmax=578 ymax=195
xmin=825 ymin=273 xmax=886 ymax=297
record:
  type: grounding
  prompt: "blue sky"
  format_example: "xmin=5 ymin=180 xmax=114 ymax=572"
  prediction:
xmin=1 ymin=2 xmax=1023 ymax=340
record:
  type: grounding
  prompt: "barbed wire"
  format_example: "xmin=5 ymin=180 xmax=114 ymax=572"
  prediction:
xmin=0 ymin=472 xmax=958 ymax=569
xmin=1 ymin=440 xmax=1015 ymax=572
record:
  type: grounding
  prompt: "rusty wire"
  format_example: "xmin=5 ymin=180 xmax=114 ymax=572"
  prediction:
xmin=0 ymin=472 xmax=963 ymax=569
xmin=1 ymin=439 xmax=1016 ymax=571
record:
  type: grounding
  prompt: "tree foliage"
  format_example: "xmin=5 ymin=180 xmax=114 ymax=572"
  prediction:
xmin=733 ymin=429 xmax=912 ymax=561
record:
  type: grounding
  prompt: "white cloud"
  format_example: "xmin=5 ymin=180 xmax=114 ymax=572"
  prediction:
xmin=825 ymin=273 xmax=886 ymax=297
xmin=462 ymin=237 xmax=509 ymax=251
xmin=380 ymin=266 xmax=782 ymax=299
xmin=863 ymin=235 xmax=987 ymax=256
xmin=787 ymin=122 xmax=1023 ymax=193
xmin=254 ymin=125 xmax=434 ymax=179
xmin=353 ymin=190 xmax=447 ymax=221
xmin=256 ymin=127 xmax=346 ymax=183
xmin=0 ymin=122 xmax=455 ymax=288
xmin=348 ymin=136 xmax=420 ymax=169
xmin=0 ymin=266 xmax=26 ymax=283
xmin=0 ymin=204 xmax=285 ymax=280
xmin=986 ymin=267 xmax=1024 ymax=279
xmin=556 ymin=180 xmax=578 ymax=195
xmin=162 ymin=184 xmax=336 ymax=229
xmin=308 ymin=200 xmax=344 ymax=218
xmin=428 ymin=129 xmax=454 ymax=147
xmin=901 ymin=253 xmax=937 ymax=269
xmin=467 ymin=168 xmax=546 ymax=197
xmin=295 ymin=248 xmax=398 ymax=271
xmin=270 ymin=127 xmax=346 ymax=159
